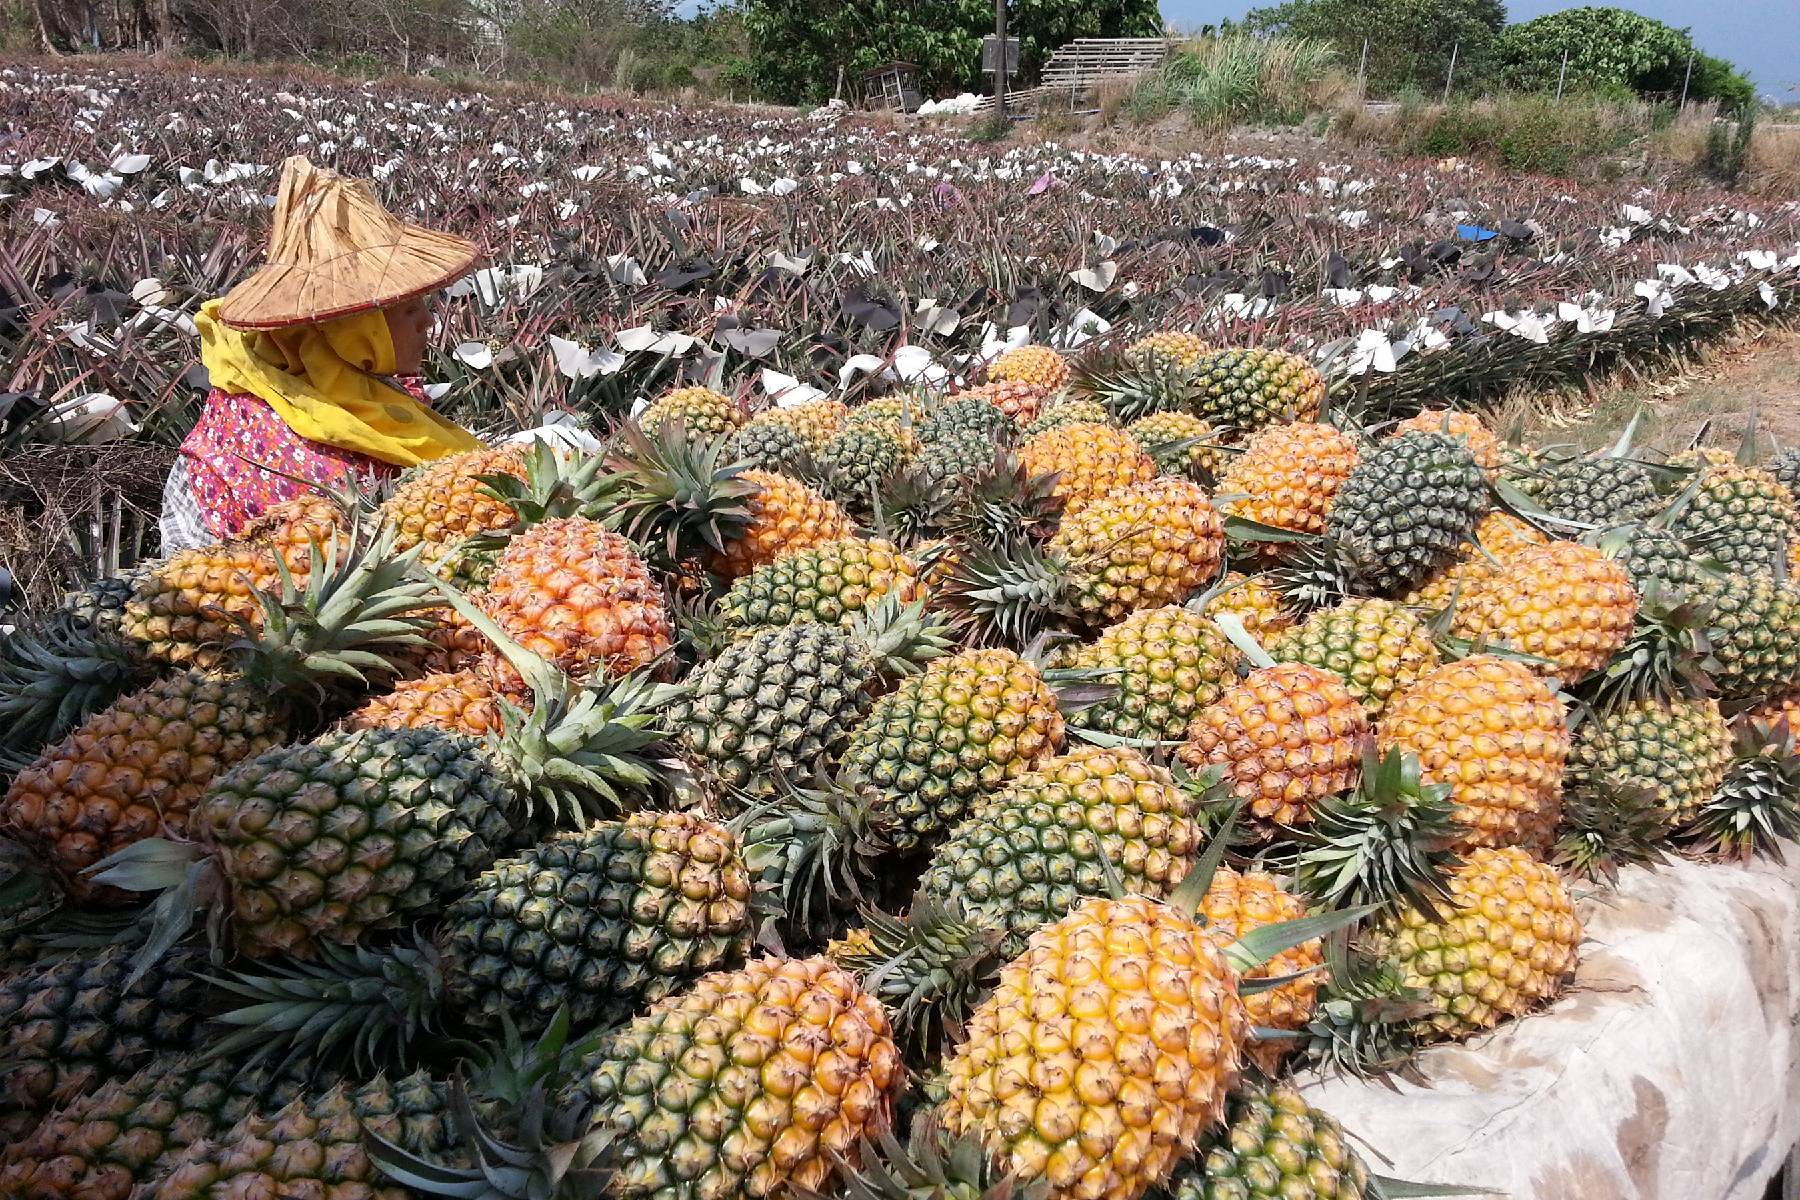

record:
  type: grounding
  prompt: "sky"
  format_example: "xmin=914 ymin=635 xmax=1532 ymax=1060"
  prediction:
xmin=1161 ymin=0 xmax=1800 ymax=99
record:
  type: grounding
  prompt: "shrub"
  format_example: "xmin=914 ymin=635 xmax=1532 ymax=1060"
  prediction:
xmin=1126 ymin=34 xmax=1347 ymax=129
xmin=1496 ymin=7 xmax=1754 ymax=112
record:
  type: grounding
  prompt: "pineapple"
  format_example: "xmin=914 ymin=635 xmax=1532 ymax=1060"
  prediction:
xmin=1606 ymin=525 xmax=1705 ymax=604
xmin=1683 ymin=720 xmax=1800 ymax=860
xmin=1024 ymin=398 xmax=1115 ymax=438
xmin=988 ymin=343 xmax=1072 ymax=392
xmin=566 ymin=956 xmax=899 ymax=1200
xmin=1047 ymin=477 xmax=1226 ymax=620
xmin=842 ymin=646 xmax=1065 ymax=851
xmin=1019 ymin=422 xmax=1156 ymax=516
xmin=2 ymin=528 xmax=435 ymax=898
xmin=1129 ymin=411 xmax=1221 ymax=478
xmin=1162 ymin=1084 xmax=1371 ymax=1200
xmin=1066 ymin=606 xmax=1241 ymax=743
xmin=1203 ymin=571 xmax=1295 ymax=641
xmin=721 ymin=536 xmax=926 ymax=630
xmin=0 ymin=945 xmax=207 ymax=1138
xmin=914 ymin=746 xmax=1204 ymax=958
xmin=1189 ymin=347 xmax=1326 ymax=435
xmin=671 ymin=601 xmax=951 ymax=794
xmin=1401 ymin=511 xmax=1547 ymax=610
xmin=1370 ymin=846 xmax=1580 ymax=1038
xmin=1536 ymin=457 xmax=1662 ymax=527
xmin=478 ymin=516 xmax=673 ymax=683
xmin=1129 ymin=329 xmax=1211 ymax=369
xmin=1217 ymin=421 xmax=1361 ymax=538
xmin=1701 ymin=572 xmax=1800 ymax=700
xmin=0 ymin=611 xmax=147 ymax=768
xmin=955 ymin=380 xmax=1051 ymax=426
xmin=344 ymin=667 xmax=512 ymax=738
xmin=0 ymin=1053 xmax=315 ymax=1200
xmin=915 ymin=396 xmax=1015 ymax=485
xmin=729 ymin=419 xmax=811 ymax=473
xmin=640 ymin=385 xmax=740 ymax=437
xmin=147 ymin=1072 xmax=462 ymax=1200
xmin=938 ymin=894 xmax=1248 ymax=1200
xmin=1391 ymin=409 xmax=1501 ymax=474
xmin=377 ymin=445 xmax=527 ymax=565
xmin=815 ymin=422 xmax=915 ymax=506
xmin=716 ymin=470 xmax=858 ymax=579
xmin=1198 ymin=868 xmax=1322 ymax=1075
xmin=741 ymin=398 xmax=850 ymax=450
xmin=1324 ymin=431 xmax=1488 ymax=595
xmin=1771 ymin=448 xmax=1800 ymax=496
xmin=1667 ymin=448 xmax=1799 ymax=576
xmin=1568 ymin=696 xmax=1732 ymax=826
xmin=1451 ymin=541 xmax=1638 ymax=684
xmin=1379 ymin=655 xmax=1568 ymax=850
xmin=1179 ymin=663 xmax=1369 ymax=829
xmin=1268 ymin=598 xmax=1441 ymax=718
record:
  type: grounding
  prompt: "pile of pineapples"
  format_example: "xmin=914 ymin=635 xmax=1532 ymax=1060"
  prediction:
xmin=2 ymin=336 xmax=1798 ymax=1200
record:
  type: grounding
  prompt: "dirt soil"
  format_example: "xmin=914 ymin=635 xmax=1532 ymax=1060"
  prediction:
xmin=1501 ymin=324 xmax=1800 ymax=456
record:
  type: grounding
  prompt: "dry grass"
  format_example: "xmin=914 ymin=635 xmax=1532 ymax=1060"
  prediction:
xmin=0 ymin=445 xmax=172 ymax=610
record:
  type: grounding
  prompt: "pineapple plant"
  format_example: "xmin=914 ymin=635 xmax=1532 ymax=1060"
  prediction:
xmin=988 ymin=343 xmax=1072 ymax=393
xmin=1451 ymin=541 xmax=1638 ymax=684
xmin=1324 ymin=431 xmax=1488 ymax=595
xmin=2 ymin=523 xmax=436 ymax=898
xmin=1189 ymin=347 xmax=1326 ymax=435
xmin=1179 ymin=662 xmax=1370 ymax=829
xmin=1129 ymin=411 xmax=1221 ymax=478
xmin=1666 ymin=447 xmax=1799 ymax=576
xmin=1391 ymin=409 xmax=1501 ymax=474
xmin=377 ymin=445 xmax=527 ymax=566
xmin=1369 ymin=845 xmax=1580 ymax=1038
xmin=639 ymin=384 xmax=740 ymax=437
xmin=721 ymin=536 xmax=926 ymax=630
xmin=1217 ymin=421 xmax=1361 ymax=538
xmin=1267 ymin=598 xmax=1442 ymax=718
xmin=1018 ymin=421 xmax=1156 ymax=516
xmin=841 ymin=646 xmax=1066 ymax=851
xmin=1064 ymin=605 xmax=1241 ymax=743
xmin=1160 ymin=1084 xmax=1371 ymax=1200
xmin=937 ymin=893 xmax=1249 ymax=1200
xmin=1378 ymin=654 xmax=1569 ymax=850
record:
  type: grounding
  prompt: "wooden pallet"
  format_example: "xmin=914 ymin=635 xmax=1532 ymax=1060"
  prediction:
xmin=1040 ymin=37 xmax=1175 ymax=91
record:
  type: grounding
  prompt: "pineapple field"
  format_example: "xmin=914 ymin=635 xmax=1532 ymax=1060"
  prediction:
xmin=4 ymin=55 xmax=1800 ymax=1200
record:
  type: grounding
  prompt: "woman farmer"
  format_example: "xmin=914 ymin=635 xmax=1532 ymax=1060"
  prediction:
xmin=159 ymin=155 xmax=482 ymax=551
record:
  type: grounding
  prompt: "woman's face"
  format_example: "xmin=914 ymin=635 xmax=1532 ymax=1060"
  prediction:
xmin=384 ymin=295 xmax=433 ymax=375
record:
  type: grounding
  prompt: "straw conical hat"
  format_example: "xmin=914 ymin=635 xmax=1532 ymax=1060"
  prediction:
xmin=218 ymin=156 xmax=478 ymax=330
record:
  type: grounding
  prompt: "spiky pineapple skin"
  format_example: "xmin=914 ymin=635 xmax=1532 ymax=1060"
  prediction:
xmin=1325 ymin=431 xmax=1487 ymax=595
xmin=1128 ymin=411 xmax=1221 ymax=477
xmin=641 ymin=386 xmax=740 ymax=438
xmin=939 ymin=895 xmax=1248 ymax=1200
xmin=1568 ymin=697 xmax=1732 ymax=825
xmin=1020 ymin=422 xmax=1156 ymax=517
xmin=1129 ymin=329 xmax=1211 ymax=369
xmin=1163 ymin=1083 xmax=1371 ymax=1200
xmin=1199 ymin=869 xmax=1322 ymax=1074
xmin=1067 ymin=606 xmax=1239 ymax=743
xmin=952 ymin=379 xmax=1048 ymax=426
xmin=194 ymin=727 xmax=525 ymax=957
xmin=730 ymin=420 xmax=811 ymax=473
xmin=1179 ymin=663 xmax=1369 ymax=828
xmin=815 ymin=424 xmax=914 ymax=505
xmin=1378 ymin=654 xmax=1568 ymax=850
xmin=2 ymin=672 xmax=282 ymax=898
xmin=378 ymin=446 xmax=526 ymax=562
xmin=343 ymin=668 xmax=510 ymax=738
xmin=917 ymin=746 xmax=1203 ymax=957
xmin=671 ymin=622 xmax=882 ymax=791
xmin=1373 ymin=846 xmax=1579 ymax=1038
xmin=1451 ymin=541 xmax=1638 ymax=685
xmin=1536 ymin=457 xmax=1661 ymax=527
xmin=479 ymin=516 xmax=673 ymax=683
xmin=1392 ymin=409 xmax=1501 ymax=474
xmin=843 ymin=647 xmax=1064 ymax=851
xmin=147 ymin=1072 xmax=460 ymax=1200
xmin=989 ymin=344 xmax=1072 ymax=392
xmin=722 ymin=537 xmax=924 ymax=630
xmin=1023 ymin=399 xmax=1115 ymax=438
xmin=1049 ymin=477 xmax=1225 ymax=623
xmin=1268 ymin=598 xmax=1441 ymax=718
xmin=442 ymin=811 xmax=752 ymax=1032
xmin=1204 ymin=572 xmax=1294 ymax=641
xmin=1608 ymin=526 xmax=1704 ymax=603
xmin=1190 ymin=348 xmax=1325 ymax=434
xmin=742 ymin=399 xmax=850 ymax=450
xmin=1218 ymin=421 xmax=1360 ymax=537
xmin=713 ymin=470 xmax=858 ymax=580
xmin=1667 ymin=451 xmax=1799 ymax=576
xmin=570 ymin=956 xmax=899 ymax=1200
xmin=0 ymin=946 xmax=207 ymax=1138
xmin=1401 ymin=511 xmax=1547 ymax=610
xmin=1702 ymin=573 xmax=1800 ymax=700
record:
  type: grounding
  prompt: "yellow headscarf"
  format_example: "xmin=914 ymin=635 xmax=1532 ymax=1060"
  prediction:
xmin=197 ymin=299 xmax=480 ymax=467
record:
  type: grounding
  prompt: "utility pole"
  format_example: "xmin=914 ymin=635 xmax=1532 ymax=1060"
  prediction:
xmin=994 ymin=0 xmax=1008 ymax=120
xmin=1679 ymin=50 xmax=1695 ymax=107
xmin=1556 ymin=47 xmax=1570 ymax=101
xmin=1357 ymin=37 xmax=1369 ymax=94
xmin=1443 ymin=41 xmax=1458 ymax=103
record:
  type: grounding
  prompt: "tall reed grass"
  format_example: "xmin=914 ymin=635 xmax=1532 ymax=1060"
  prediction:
xmin=1125 ymin=34 xmax=1349 ymax=129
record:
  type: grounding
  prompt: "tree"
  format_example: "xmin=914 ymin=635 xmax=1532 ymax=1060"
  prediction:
xmin=735 ymin=0 xmax=1163 ymax=106
xmin=1245 ymin=0 xmax=1507 ymax=97
xmin=1495 ymin=7 xmax=1753 ymax=110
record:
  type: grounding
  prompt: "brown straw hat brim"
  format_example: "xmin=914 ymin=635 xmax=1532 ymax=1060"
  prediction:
xmin=217 ymin=156 xmax=479 ymax=330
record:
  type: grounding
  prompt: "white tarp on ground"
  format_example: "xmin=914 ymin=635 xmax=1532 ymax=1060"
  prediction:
xmin=1298 ymin=849 xmax=1800 ymax=1200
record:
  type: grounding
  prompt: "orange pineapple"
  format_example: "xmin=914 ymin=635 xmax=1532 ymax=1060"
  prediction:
xmin=1217 ymin=421 xmax=1360 ymax=537
xmin=987 ymin=344 xmax=1071 ymax=392
xmin=1391 ymin=410 xmax=1502 ymax=475
xmin=710 ymin=470 xmax=858 ymax=579
xmin=1018 ymin=422 xmax=1155 ymax=517
xmin=378 ymin=446 xmax=526 ymax=566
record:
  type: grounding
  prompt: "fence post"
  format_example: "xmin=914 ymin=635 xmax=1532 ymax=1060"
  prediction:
xmin=1556 ymin=47 xmax=1569 ymax=100
xmin=1357 ymin=37 xmax=1369 ymax=93
xmin=994 ymin=0 xmax=1008 ymax=120
xmin=1443 ymin=41 xmax=1458 ymax=103
xmin=1679 ymin=50 xmax=1694 ymax=107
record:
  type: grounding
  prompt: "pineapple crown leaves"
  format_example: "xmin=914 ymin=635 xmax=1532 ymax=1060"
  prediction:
xmin=426 ymin=580 xmax=675 ymax=821
xmin=82 ymin=836 xmax=227 ymax=989
xmin=1571 ymin=583 xmax=1718 ymax=709
xmin=202 ymin=934 xmax=445 ymax=1075
xmin=1680 ymin=719 xmax=1800 ymax=862
xmin=946 ymin=451 xmax=1066 ymax=553
xmin=1300 ymin=932 xmax=1431 ymax=1081
xmin=1550 ymin=775 xmax=1673 ymax=883
xmin=1208 ymin=610 xmax=1278 ymax=670
xmin=1289 ymin=747 xmax=1464 ymax=919
xmin=474 ymin=438 xmax=613 ymax=534
xmin=454 ymin=1005 xmax=610 ymax=1115
xmin=1067 ymin=348 xmax=1197 ymax=422
xmin=601 ymin=419 xmax=757 ymax=563
xmin=844 ymin=893 xmax=1008 ymax=1057
xmin=820 ymin=1108 xmax=1050 ymax=1200
xmin=848 ymin=593 xmax=957 ymax=677
xmin=939 ymin=541 xmax=1072 ymax=648
xmin=733 ymin=768 xmax=899 ymax=946
xmin=0 ymin=610 xmax=147 ymax=757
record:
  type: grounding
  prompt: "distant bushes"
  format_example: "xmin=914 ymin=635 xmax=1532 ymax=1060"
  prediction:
xmin=1335 ymin=92 xmax=1652 ymax=176
xmin=1125 ymin=35 xmax=1349 ymax=129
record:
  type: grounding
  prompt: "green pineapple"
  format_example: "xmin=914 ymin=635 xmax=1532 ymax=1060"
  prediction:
xmin=1267 ymin=598 xmax=1441 ymax=717
xmin=815 ymin=424 xmax=914 ymax=507
xmin=1063 ymin=605 xmax=1240 ymax=743
xmin=729 ymin=420 xmax=811 ymax=473
xmin=1022 ymin=398 xmax=1113 ymax=438
xmin=1128 ymin=411 xmax=1221 ymax=478
xmin=1538 ymin=457 xmax=1662 ymax=527
xmin=721 ymin=537 xmax=924 ymax=631
xmin=1667 ymin=449 xmax=1799 ymax=576
xmin=1701 ymin=572 xmax=1800 ymax=699
xmin=1158 ymin=1084 xmax=1372 ymax=1200
xmin=1324 ymin=431 xmax=1488 ymax=594
xmin=1189 ymin=347 xmax=1326 ymax=435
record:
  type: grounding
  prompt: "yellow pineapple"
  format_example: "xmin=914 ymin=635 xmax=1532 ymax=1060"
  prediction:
xmin=378 ymin=446 xmax=527 ymax=566
xmin=1451 ymin=541 xmax=1638 ymax=684
xmin=1217 ymin=421 xmax=1360 ymax=537
xmin=711 ymin=470 xmax=859 ymax=579
xmin=1019 ymin=422 xmax=1155 ymax=517
xmin=988 ymin=343 xmax=1071 ymax=393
